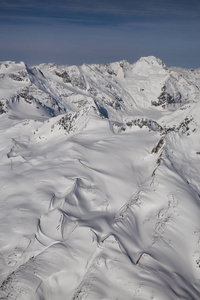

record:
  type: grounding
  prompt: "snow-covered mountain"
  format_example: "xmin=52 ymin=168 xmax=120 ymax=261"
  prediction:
xmin=0 ymin=56 xmax=200 ymax=299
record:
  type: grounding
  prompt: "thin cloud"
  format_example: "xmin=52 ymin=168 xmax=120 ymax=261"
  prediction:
xmin=1 ymin=0 xmax=200 ymax=18
xmin=0 ymin=14 xmax=101 ymax=25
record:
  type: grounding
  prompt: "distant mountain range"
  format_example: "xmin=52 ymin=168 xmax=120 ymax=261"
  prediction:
xmin=0 ymin=56 xmax=200 ymax=300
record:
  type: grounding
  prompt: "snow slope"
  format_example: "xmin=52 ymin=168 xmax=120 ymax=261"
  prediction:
xmin=0 ymin=56 xmax=200 ymax=300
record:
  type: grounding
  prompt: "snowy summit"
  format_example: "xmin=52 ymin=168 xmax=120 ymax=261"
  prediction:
xmin=0 ymin=56 xmax=200 ymax=299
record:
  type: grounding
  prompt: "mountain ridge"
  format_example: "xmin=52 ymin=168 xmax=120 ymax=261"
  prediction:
xmin=0 ymin=56 xmax=200 ymax=299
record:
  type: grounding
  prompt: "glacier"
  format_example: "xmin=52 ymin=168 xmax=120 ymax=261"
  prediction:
xmin=0 ymin=56 xmax=200 ymax=299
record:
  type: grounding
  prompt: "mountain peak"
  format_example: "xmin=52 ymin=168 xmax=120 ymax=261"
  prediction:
xmin=139 ymin=55 xmax=166 ymax=65
xmin=131 ymin=56 xmax=167 ymax=75
xmin=0 ymin=60 xmax=27 ymax=74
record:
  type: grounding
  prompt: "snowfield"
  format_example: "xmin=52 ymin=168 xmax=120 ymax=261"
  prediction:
xmin=0 ymin=56 xmax=200 ymax=299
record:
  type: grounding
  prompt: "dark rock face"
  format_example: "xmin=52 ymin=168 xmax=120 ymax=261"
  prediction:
xmin=58 ymin=113 xmax=78 ymax=132
xmin=19 ymin=90 xmax=34 ymax=103
xmin=152 ymin=86 xmax=182 ymax=107
xmin=0 ymin=101 xmax=6 ymax=114
xmin=55 ymin=69 xmax=87 ymax=90
xmin=55 ymin=71 xmax=71 ymax=83
xmin=9 ymin=71 xmax=28 ymax=82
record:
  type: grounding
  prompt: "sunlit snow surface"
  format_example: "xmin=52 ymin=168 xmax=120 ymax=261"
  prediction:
xmin=0 ymin=57 xmax=200 ymax=299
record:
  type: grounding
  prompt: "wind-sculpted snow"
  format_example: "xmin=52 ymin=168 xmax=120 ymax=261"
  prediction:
xmin=0 ymin=57 xmax=200 ymax=299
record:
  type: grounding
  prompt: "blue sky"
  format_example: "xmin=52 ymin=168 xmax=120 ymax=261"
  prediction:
xmin=0 ymin=0 xmax=199 ymax=68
